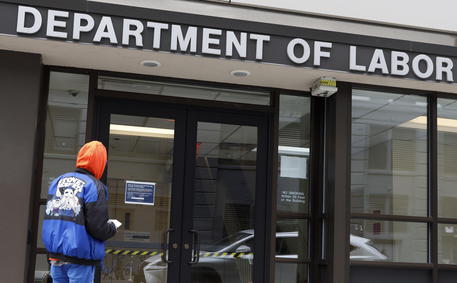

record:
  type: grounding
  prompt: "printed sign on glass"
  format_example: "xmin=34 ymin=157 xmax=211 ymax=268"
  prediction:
xmin=125 ymin=180 xmax=155 ymax=206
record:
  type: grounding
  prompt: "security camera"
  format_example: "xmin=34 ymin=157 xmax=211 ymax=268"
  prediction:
xmin=68 ymin=90 xmax=79 ymax=97
xmin=311 ymin=77 xmax=338 ymax=97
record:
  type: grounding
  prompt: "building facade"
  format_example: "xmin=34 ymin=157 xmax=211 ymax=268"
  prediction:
xmin=1 ymin=1 xmax=457 ymax=283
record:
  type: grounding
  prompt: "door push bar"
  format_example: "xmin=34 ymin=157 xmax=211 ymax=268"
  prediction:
xmin=188 ymin=230 xmax=200 ymax=265
xmin=161 ymin=228 xmax=175 ymax=264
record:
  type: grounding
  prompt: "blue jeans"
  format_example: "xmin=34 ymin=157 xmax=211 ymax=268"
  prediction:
xmin=50 ymin=264 xmax=95 ymax=283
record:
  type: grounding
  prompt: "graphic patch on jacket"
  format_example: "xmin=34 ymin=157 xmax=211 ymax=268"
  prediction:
xmin=46 ymin=177 xmax=86 ymax=218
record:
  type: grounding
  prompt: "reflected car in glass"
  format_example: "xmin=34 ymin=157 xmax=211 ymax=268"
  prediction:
xmin=142 ymin=230 xmax=387 ymax=283
xmin=349 ymin=234 xmax=387 ymax=261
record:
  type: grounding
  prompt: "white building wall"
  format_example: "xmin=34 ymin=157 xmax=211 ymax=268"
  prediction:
xmin=92 ymin=0 xmax=457 ymax=46
xmin=229 ymin=0 xmax=457 ymax=34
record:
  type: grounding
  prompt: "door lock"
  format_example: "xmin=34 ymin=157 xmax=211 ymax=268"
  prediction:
xmin=172 ymin=243 xmax=178 ymax=249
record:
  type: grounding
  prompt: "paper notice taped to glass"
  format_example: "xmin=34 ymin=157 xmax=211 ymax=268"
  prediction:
xmin=280 ymin=155 xmax=307 ymax=179
xmin=280 ymin=191 xmax=306 ymax=204
xmin=125 ymin=180 xmax=156 ymax=205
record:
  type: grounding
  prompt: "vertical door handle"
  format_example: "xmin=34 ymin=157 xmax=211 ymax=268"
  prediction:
xmin=188 ymin=230 xmax=200 ymax=264
xmin=161 ymin=228 xmax=175 ymax=264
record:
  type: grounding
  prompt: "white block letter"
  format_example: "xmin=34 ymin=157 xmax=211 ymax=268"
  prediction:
xmin=73 ymin=13 xmax=94 ymax=40
xmin=147 ymin=22 xmax=169 ymax=49
xmin=368 ymin=49 xmax=389 ymax=74
xmin=250 ymin=33 xmax=270 ymax=60
xmin=287 ymin=38 xmax=311 ymax=64
xmin=46 ymin=10 xmax=69 ymax=39
xmin=412 ymin=54 xmax=434 ymax=79
xmin=122 ymin=19 xmax=144 ymax=47
xmin=17 ymin=6 xmax=42 ymax=34
xmin=170 ymin=25 xmax=197 ymax=53
xmin=314 ymin=41 xmax=332 ymax=66
xmin=436 ymin=57 xmax=454 ymax=82
xmin=349 ymin=46 xmax=366 ymax=72
xmin=93 ymin=16 xmax=118 ymax=44
xmin=391 ymin=51 xmax=409 ymax=76
xmin=226 ymin=31 xmax=247 ymax=58
xmin=202 ymin=28 xmax=222 ymax=55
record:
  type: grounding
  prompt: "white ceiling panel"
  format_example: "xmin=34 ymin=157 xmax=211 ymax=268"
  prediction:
xmin=3 ymin=36 xmax=456 ymax=94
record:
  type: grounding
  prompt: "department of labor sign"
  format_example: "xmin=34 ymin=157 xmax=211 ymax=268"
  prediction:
xmin=125 ymin=180 xmax=156 ymax=206
xmin=5 ymin=4 xmax=457 ymax=84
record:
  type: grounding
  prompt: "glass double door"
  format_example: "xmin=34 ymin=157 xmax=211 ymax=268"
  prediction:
xmin=96 ymin=98 xmax=268 ymax=283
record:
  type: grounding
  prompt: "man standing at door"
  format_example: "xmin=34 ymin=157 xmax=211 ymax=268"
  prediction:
xmin=42 ymin=141 xmax=122 ymax=282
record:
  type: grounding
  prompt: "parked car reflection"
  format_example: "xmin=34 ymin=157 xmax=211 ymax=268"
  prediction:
xmin=350 ymin=234 xmax=387 ymax=261
xmin=142 ymin=230 xmax=387 ymax=283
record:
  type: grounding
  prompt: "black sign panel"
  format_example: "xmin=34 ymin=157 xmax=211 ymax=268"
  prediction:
xmin=1 ymin=2 xmax=456 ymax=84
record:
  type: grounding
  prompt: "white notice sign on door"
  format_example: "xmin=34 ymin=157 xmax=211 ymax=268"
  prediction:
xmin=280 ymin=156 xmax=307 ymax=179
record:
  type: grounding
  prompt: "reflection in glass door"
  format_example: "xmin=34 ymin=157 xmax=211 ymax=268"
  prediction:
xmin=189 ymin=122 xmax=258 ymax=283
xmin=102 ymin=114 xmax=176 ymax=283
xmin=96 ymin=99 xmax=268 ymax=283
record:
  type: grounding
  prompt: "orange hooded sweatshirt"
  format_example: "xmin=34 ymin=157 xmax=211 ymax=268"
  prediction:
xmin=76 ymin=141 xmax=107 ymax=180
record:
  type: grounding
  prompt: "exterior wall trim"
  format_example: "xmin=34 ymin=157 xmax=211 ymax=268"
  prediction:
xmin=1 ymin=0 xmax=457 ymax=57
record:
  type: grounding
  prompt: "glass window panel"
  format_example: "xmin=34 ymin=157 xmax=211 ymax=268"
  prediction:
xmin=34 ymin=254 xmax=50 ymax=282
xmin=102 ymin=114 xmax=175 ymax=283
xmin=106 ymin=115 xmax=174 ymax=245
xmin=350 ymin=219 xmax=427 ymax=263
xmin=438 ymin=223 xmax=457 ymax=264
xmin=437 ymin=98 xmax=457 ymax=218
xmin=41 ymin=72 xmax=90 ymax=199
xmin=351 ymin=266 xmax=430 ymax=283
xmin=277 ymin=95 xmax=311 ymax=213
xmin=102 ymin=252 xmax=153 ymax=282
xmin=98 ymin=76 xmax=270 ymax=105
xmin=351 ymin=90 xmax=427 ymax=216
xmin=191 ymin=122 xmax=257 ymax=283
xmin=439 ymin=270 xmax=457 ymax=283
xmin=276 ymin=218 xmax=308 ymax=261
xmin=275 ymin=263 xmax=308 ymax=283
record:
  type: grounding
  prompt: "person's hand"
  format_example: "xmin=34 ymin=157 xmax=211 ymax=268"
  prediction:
xmin=108 ymin=219 xmax=122 ymax=229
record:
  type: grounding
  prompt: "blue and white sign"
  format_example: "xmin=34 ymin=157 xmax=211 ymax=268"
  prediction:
xmin=125 ymin=180 xmax=156 ymax=206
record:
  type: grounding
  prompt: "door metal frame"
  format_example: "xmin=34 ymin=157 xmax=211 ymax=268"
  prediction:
xmin=93 ymin=95 xmax=271 ymax=283
xmin=94 ymin=96 xmax=188 ymax=283
xmin=180 ymin=108 xmax=270 ymax=283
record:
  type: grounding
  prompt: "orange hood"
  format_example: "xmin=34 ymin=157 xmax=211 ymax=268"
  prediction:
xmin=76 ymin=141 xmax=107 ymax=180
